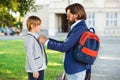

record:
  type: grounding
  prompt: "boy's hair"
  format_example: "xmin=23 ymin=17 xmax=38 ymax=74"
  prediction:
xmin=26 ymin=16 xmax=41 ymax=31
xmin=65 ymin=3 xmax=87 ymax=20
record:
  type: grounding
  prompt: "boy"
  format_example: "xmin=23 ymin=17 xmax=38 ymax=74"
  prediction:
xmin=24 ymin=16 xmax=47 ymax=80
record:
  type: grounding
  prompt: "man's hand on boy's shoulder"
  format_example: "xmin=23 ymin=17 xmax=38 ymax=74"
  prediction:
xmin=38 ymin=35 xmax=48 ymax=44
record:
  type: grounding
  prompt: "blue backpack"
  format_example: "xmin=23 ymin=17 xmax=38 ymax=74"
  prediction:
xmin=73 ymin=27 xmax=100 ymax=65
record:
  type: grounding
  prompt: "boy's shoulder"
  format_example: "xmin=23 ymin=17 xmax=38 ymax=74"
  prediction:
xmin=25 ymin=34 xmax=35 ymax=42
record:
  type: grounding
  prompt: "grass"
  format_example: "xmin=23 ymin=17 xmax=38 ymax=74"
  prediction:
xmin=0 ymin=40 xmax=63 ymax=80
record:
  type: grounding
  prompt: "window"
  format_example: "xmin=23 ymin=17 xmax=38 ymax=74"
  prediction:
xmin=106 ymin=12 xmax=118 ymax=27
xmin=86 ymin=13 xmax=95 ymax=27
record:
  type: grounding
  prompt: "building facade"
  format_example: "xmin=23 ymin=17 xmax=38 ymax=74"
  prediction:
xmin=22 ymin=0 xmax=120 ymax=37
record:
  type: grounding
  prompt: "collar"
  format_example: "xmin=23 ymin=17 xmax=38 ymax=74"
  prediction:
xmin=71 ymin=20 xmax=81 ymax=30
xmin=27 ymin=32 xmax=39 ymax=38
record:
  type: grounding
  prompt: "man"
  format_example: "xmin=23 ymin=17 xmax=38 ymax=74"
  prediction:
xmin=39 ymin=3 xmax=90 ymax=80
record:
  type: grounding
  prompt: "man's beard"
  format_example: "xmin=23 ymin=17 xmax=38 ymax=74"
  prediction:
xmin=68 ymin=20 xmax=75 ymax=26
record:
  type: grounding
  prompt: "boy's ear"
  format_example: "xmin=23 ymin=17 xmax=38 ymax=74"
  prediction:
xmin=30 ymin=24 xmax=34 ymax=28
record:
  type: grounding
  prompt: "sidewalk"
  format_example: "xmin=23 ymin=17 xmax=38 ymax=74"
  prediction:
xmin=0 ymin=35 xmax=25 ymax=40
xmin=56 ymin=38 xmax=120 ymax=80
xmin=91 ymin=38 xmax=120 ymax=80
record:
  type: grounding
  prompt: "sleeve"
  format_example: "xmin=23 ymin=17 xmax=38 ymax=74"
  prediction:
xmin=25 ymin=36 xmax=38 ymax=72
xmin=45 ymin=39 xmax=49 ymax=46
xmin=47 ymin=27 xmax=86 ymax=52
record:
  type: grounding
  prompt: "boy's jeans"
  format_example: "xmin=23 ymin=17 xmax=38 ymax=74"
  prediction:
xmin=28 ymin=70 xmax=44 ymax=80
xmin=66 ymin=70 xmax=86 ymax=80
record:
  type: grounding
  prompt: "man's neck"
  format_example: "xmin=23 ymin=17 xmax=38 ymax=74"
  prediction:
xmin=75 ymin=19 xmax=78 ymax=22
xmin=70 ymin=20 xmax=81 ymax=30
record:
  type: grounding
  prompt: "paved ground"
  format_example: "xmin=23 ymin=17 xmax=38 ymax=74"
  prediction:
xmin=0 ymin=35 xmax=25 ymax=40
xmin=91 ymin=38 xmax=120 ymax=80
xmin=0 ymin=36 xmax=120 ymax=80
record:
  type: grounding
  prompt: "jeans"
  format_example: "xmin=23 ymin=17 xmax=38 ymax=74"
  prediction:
xmin=66 ymin=70 xmax=86 ymax=80
xmin=28 ymin=70 xmax=44 ymax=80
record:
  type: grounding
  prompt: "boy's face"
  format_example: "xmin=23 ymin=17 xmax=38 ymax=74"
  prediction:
xmin=34 ymin=24 xmax=41 ymax=32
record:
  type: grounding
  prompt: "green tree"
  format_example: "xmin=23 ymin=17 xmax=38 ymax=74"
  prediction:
xmin=0 ymin=0 xmax=39 ymax=28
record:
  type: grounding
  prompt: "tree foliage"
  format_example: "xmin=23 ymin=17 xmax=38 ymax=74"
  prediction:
xmin=17 ymin=0 xmax=39 ymax=16
xmin=0 ymin=0 xmax=38 ymax=16
xmin=0 ymin=0 xmax=39 ymax=27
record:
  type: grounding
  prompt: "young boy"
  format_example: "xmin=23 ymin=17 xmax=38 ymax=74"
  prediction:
xmin=24 ymin=16 xmax=47 ymax=80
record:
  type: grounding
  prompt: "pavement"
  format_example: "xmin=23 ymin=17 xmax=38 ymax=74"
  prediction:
xmin=91 ymin=38 xmax=120 ymax=80
xmin=0 ymin=35 xmax=25 ymax=40
xmin=0 ymin=36 xmax=120 ymax=80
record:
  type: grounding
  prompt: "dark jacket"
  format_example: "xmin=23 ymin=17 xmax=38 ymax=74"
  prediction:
xmin=47 ymin=20 xmax=88 ymax=74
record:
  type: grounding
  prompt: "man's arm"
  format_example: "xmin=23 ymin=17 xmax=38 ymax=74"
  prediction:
xmin=38 ymin=30 xmax=82 ymax=52
xmin=38 ymin=25 xmax=86 ymax=52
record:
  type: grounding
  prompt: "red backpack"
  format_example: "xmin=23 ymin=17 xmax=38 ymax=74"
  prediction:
xmin=73 ymin=27 xmax=100 ymax=65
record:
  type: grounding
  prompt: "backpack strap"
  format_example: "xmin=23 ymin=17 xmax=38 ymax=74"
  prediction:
xmin=88 ymin=27 xmax=95 ymax=33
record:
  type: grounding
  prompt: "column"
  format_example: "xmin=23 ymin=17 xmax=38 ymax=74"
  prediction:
xmin=95 ymin=11 xmax=106 ymax=37
xmin=22 ymin=13 xmax=28 ymax=35
xmin=48 ymin=13 xmax=56 ymax=36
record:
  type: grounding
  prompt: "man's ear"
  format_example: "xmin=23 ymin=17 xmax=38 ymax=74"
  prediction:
xmin=74 ymin=14 xmax=78 ymax=18
xmin=74 ymin=14 xmax=79 ymax=21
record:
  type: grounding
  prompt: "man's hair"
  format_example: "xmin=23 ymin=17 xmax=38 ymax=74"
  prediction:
xmin=26 ymin=16 xmax=41 ymax=31
xmin=65 ymin=3 xmax=87 ymax=20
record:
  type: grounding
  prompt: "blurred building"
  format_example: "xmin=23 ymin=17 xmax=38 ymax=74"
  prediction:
xmin=22 ymin=0 xmax=120 ymax=37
